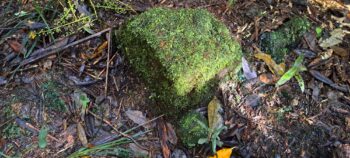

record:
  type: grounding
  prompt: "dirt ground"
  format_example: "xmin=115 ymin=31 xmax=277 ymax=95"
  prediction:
xmin=0 ymin=0 xmax=350 ymax=157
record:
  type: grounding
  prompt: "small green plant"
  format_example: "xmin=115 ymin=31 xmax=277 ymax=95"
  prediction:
xmin=226 ymin=0 xmax=236 ymax=9
xmin=1 ymin=106 xmax=21 ymax=139
xmin=276 ymin=54 xmax=306 ymax=92
xmin=196 ymin=119 xmax=227 ymax=154
xmin=96 ymin=0 xmax=135 ymax=13
xmin=315 ymin=26 xmax=323 ymax=38
xmin=49 ymin=1 xmax=95 ymax=36
xmin=276 ymin=106 xmax=292 ymax=122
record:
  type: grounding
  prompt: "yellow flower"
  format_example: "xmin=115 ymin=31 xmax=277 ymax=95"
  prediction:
xmin=208 ymin=147 xmax=235 ymax=158
xmin=29 ymin=31 xmax=36 ymax=39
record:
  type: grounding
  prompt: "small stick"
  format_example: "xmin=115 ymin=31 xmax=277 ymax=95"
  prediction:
xmin=20 ymin=28 xmax=111 ymax=66
xmin=88 ymin=110 xmax=147 ymax=150
xmin=104 ymin=29 xmax=112 ymax=96
xmin=15 ymin=118 xmax=60 ymax=142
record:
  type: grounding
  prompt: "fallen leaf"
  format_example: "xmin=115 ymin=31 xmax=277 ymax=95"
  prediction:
xmin=331 ymin=46 xmax=348 ymax=57
xmin=88 ymin=41 xmax=108 ymax=59
xmin=125 ymin=110 xmax=149 ymax=128
xmin=319 ymin=29 xmax=347 ymax=49
xmin=254 ymin=52 xmax=285 ymax=76
xmin=259 ymin=73 xmax=277 ymax=84
xmin=38 ymin=126 xmax=48 ymax=149
xmin=158 ymin=119 xmax=170 ymax=158
xmin=7 ymin=40 xmax=23 ymax=53
xmin=129 ymin=143 xmax=149 ymax=156
xmin=208 ymin=97 xmax=223 ymax=138
xmin=244 ymin=94 xmax=261 ymax=108
xmin=309 ymin=0 xmax=347 ymax=11
xmin=309 ymin=70 xmax=348 ymax=92
xmin=242 ymin=57 xmax=257 ymax=80
xmin=77 ymin=122 xmax=88 ymax=146
xmin=209 ymin=147 xmax=234 ymax=158
xmin=166 ymin=123 xmax=177 ymax=145
xmin=293 ymin=49 xmax=316 ymax=58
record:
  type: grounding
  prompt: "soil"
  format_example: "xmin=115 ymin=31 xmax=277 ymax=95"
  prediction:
xmin=0 ymin=0 xmax=349 ymax=157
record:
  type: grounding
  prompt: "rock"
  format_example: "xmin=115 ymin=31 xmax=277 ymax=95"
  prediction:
xmin=118 ymin=8 xmax=242 ymax=113
xmin=260 ymin=17 xmax=311 ymax=63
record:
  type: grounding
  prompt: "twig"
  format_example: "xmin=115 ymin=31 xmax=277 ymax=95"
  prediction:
xmin=20 ymin=28 xmax=111 ymax=66
xmin=104 ymin=29 xmax=112 ymax=96
xmin=88 ymin=110 xmax=147 ymax=150
xmin=15 ymin=118 xmax=60 ymax=142
xmin=97 ymin=53 xmax=117 ymax=78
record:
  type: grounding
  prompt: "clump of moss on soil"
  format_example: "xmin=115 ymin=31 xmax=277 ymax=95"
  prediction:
xmin=41 ymin=81 xmax=66 ymax=112
xmin=260 ymin=17 xmax=311 ymax=63
xmin=177 ymin=112 xmax=208 ymax=148
xmin=117 ymin=8 xmax=242 ymax=113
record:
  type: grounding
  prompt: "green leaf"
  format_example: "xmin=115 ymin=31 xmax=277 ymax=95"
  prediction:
xmin=194 ymin=118 xmax=209 ymax=130
xmin=198 ymin=138 xmax=208 ymax=144
xmin=276 ymin=54 xmax=304 ymax=87
xmin=38 ymin=126 xmax=48 ymax=149
xmin=315 ymin=27 xmax=322 ymax=38
xmin=295 ymin=73 xmax=305 ymax=92
xmin=72 ymin=90 xmax=90 ymax=116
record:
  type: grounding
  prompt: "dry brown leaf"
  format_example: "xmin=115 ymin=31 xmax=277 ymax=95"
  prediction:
xmin=88 ymin=41 xmax=108 ymax=59
xmin=331 ymin=46 xmax=349 ymax=57
xmin=125 ymin=110 xmax=149 ymax=128
xmin=309 ymin=0 xmax=347 ymax=11
xmin=208 ymin=96 xmax=223 ymax=137
xmin=7 ymin=40 xmax=23 ymax=53
xmin=254 ymin=52 xmax=285 ymax=76
xmin=77 ymin=122 xmax=88 ymax=146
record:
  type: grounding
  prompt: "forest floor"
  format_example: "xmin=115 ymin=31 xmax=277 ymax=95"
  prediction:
xmin=0 ymin=0 xmax=349 ymax=157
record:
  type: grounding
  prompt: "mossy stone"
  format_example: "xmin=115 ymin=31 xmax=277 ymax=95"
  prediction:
xmin=118 ymin=8 xmax=242 ymax=113
xmin=260 ymin=17 xmax=311 ymax=63
xmin=178 ymin=112 xmax=207 ymax=148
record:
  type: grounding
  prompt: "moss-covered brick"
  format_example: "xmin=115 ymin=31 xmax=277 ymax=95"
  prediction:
xmin=118 ymin=8 xmax=242 ymax=112
xmin=259 ymin=17 xmax=311 ymax=63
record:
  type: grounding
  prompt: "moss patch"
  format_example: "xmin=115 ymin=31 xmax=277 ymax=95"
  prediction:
xmin=41 ymin=81 xmax=66 ymax=112
xmin=118 ymin=8 xmax=242 ymax=113
xmin=259 ymin=17 xmax=311 ymax=63
xmin=177 ymin=112 xmax=208 ymax=148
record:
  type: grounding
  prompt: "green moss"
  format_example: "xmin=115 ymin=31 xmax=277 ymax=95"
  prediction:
xmin=260 ymin=17 xmax=311 ymax=63
xmin=118 ymin=8 xmax=242 ymax=113
xmin=41 ymin=81 xmax=66 ymax=112
xmin=1 ymin=106 xmax=21 ymax=139
xmin=178 ymin=112 xmax=208 ymax=148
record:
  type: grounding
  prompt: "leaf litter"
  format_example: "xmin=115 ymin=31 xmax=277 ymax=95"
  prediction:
xmin=1 ymin=0 xmax=350 ymax=157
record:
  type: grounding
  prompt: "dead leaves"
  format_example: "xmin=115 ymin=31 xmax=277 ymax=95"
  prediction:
xmin=7 ymin=40 xmax=24 ymax=54
xmin=319 ymin=28 xmax=349 ymax=49
xmin=77 ymin=122 xmax=88 ymax=147
xmin=125 ymin=110 xmax=149 ymax=128
xmin=254 ymin=52 xmax=285 ymax=76
xmin=208 ymin=96 xmax=224 ymax=138
xmin=309 ymin=0 xmax=349 ymax=11
xmin=242 ymin=57 xmax=257 ymax=80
